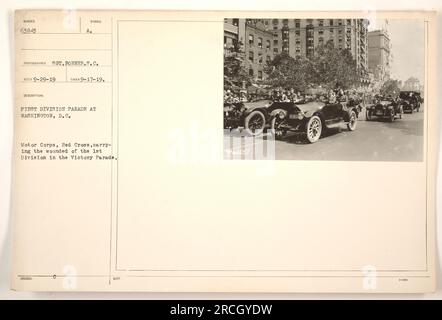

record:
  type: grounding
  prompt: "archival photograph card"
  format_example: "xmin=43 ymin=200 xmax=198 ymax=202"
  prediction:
xmin=11 ymin=10 xmax=437 ymax=292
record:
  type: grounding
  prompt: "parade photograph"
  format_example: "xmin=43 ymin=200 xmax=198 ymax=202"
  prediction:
xmin=223 ymin=18 xmax=425 ymax=161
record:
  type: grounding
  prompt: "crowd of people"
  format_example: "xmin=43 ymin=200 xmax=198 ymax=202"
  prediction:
xmin=224 ymin=86 xmax=366 ymax=106
xmin=223 ymin=89 xmax=248 ymax=103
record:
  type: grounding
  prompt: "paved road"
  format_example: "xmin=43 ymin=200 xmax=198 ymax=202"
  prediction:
xmin=224 ymin=106 xmax=424 ymax=162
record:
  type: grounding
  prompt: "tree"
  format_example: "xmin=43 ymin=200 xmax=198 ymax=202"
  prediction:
xmin=380 ymin=79 xmax=401 ymax=96
xmin=263 ymin=40 xmax=361 ymax=92
xmin=264 ymin=52 xmax=313 ymax=91
xmin=310 ymin=40 xmax=360 ymax=89
xmin=224 ymin=41 xmax=251 ymax=89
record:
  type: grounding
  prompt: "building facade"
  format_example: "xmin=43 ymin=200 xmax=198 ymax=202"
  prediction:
xmin=224 ymin=18 xmax=370 ymax=83
xmin=224 ymin=19 xmax=275 ymax=81
xmin=402 ymin=77 xmax=421 ymax=91
xmin=368 ymin=30 xmax=391 ymax=82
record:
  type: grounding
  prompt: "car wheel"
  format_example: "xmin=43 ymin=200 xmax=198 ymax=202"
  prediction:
xmin=347 ymin=110 xmax=357 ymax=131
xmin=366 ymin=109 xmax=372 ymax=121
xmin=270 ymin=117 xmax=285 ymax=140
xmin=244 ymin=110 xmax=266 ymax=136
xmin=389 ymin=110 xmax=395 ymax=122
xmin=305 ymin=115 xmax=322 ymax=143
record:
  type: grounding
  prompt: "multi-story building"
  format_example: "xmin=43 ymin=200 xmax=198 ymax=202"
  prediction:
xmin=224 ymin=19 xmax=274 ymax=81
xmin=224 ymin=18 xmax=370 ymax=82
xmin=402 ymin=77 xmax=421 ymax=91
xmin=368 ymin=29 xmax=391 ymax=82
xmin=224 ymin=18 xmax=240 ymax=55
xmin=270 ymin=18 xmax=369 ymax=72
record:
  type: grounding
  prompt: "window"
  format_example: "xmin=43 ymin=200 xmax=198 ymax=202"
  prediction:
xmin=258 ymin=71 xmax=263 ymax=80
xmin=338 ymin=19 xmax=342 ymax=26
xmin=306 ymin=26 xmax=314 ymax=57
xmin=266 ymin=55 xmax=271 ymax=63
xmin=318 ymin=37 xmax=324 ymax=44
xmin=318 ymin=19 xmax=324 ymax=27
xmin=273 ymin=25 xmax=278 ymax=30
xmin=318 ymin=29 xmax=324 ymax=35
xmin=295 ymin=39 xmax=301 ymax=45
xmin=329 ymin=19 xmax=334 ymax=26
xmin=248 ymin=34 xmax=254 ymax=45
xmin=232 ymin=19 xmax=239 ymax=26
xmin=273 ymin=47 xmax=278 ymax=53
xmin=295 ymin=20 xmax=300 ymax=28
xmin=249 ymin=51 xmax=254 ymax=62
xmin=295 ymin=30 xmax=300 ymax=36
xmin=258 ymin=37 xmax=263 ymax=48
xmin=347 ymin=19 xmax=352 ymax=26
xmin=266 ymin=40 xmax=271 ymax=50
xmin=249 ymin=68 xmax=254 ymax=76
xmin=329 ymin=28 xmax=334 ymax=33
xmin=274 ymin=39 xmax=278 ymax=45
xmin=258 ymin=52 xmax=263 ymax=64
xmin=338 ymin=29 xmax=343 ymax=34
xmin=338 ymin=37 xmax=343 ymax=43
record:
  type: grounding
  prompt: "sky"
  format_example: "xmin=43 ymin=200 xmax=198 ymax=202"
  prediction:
xmin=368 ymin=19 xmax=425 ymax=84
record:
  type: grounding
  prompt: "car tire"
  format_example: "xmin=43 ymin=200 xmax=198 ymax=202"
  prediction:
xmin=269 ymin=108 xmax=287 ymax=139
xmin=305 ymin=115 xmax=322 ymax=143
xmin=244 ymin=110 xmax=266 ymax=136
xmin=366 ymin=109 xmax=372 ymax=121
xmin=270 ymin=117 xmax=285 ymax=140
xmin=389 ymin=110 xmax=395 ymax=122
xmin=347 ymin=110 xmax=357 ymax=131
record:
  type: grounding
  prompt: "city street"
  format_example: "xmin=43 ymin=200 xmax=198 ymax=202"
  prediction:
xmin=224 ymin=105 xmax=424 ymax=162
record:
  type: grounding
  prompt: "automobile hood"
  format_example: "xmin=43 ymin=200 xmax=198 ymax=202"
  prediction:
xmin=375 ymin=101 xmax=392 ymax=108
xmin=243 ymin=100 xmax=273 ymax=110
xmin=295 ymin=101 xmax=326 ymax=113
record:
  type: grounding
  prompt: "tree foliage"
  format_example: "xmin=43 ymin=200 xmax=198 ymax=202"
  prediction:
xmin=379 ymin=79 xmax=401 ymax=96
xmin=310 ymin=41 xmax=360 ymax=89
xmin=264 ymin=40 xmax=360 ymax=91
xmin=264 ymin=53 xmax=313 ymax=92
xmin=224 ymin=42 xmax=251 ymax=88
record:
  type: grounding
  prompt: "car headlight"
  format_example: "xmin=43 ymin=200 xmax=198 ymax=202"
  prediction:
xmin=289 ymin=112 xmax=304 ymax=120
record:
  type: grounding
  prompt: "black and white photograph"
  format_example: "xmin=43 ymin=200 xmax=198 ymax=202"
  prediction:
xmin=223 ymin=18 xmax=425 ymax=161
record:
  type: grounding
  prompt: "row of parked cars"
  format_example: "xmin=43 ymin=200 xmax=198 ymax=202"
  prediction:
xmin=224 ymin=90 xmax=423 ymax=143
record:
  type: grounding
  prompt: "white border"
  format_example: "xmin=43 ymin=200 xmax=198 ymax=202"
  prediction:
xmin=1 ymin=0 xmax=441 ymax=299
